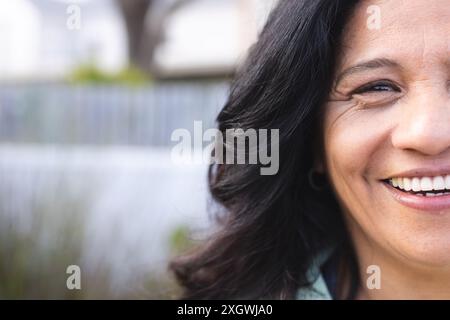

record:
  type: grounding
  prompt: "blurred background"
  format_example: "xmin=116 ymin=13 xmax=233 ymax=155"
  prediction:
xmin=0 ymin=0 xmax=277 ymax=299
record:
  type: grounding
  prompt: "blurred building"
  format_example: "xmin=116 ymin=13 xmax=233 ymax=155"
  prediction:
xmin=154 ymin=0 xmax=278 ymax=78
xmin=34 ymin=0 xmax=128 ymax=79
xmin=0 ymin=0 xmax=277 ymax=81
xmin=0 ymin=0 xmax=128 ymax=81
xmin=0 ymin=1 xmax=42 ymax=79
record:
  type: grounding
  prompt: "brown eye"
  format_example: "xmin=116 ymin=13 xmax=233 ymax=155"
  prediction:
xmin=352 ymin=81 xmax=401 ymax=95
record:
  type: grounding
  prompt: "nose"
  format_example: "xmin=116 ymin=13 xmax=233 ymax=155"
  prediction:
xmin=391 ymin=84 xmax=450 ymax=156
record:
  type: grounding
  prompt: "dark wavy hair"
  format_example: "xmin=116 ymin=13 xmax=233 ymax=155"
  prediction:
xmin=170 ymin=0 xmax=360 ymax=299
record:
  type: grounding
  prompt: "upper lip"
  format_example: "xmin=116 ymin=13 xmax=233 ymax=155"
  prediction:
xmin=384 ymin=165 xmax=450 ymax=179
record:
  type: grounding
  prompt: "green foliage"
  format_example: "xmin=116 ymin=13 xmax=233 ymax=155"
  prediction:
xmin=0 ymin=176 xmax=179 ymax=299
xmin=168 ymin=225 xmax=195 ymax=255
xmin=0 ymin=185 xmax=88 ymax=299
xmin=68 ymin=64 xmax=151 ymax=86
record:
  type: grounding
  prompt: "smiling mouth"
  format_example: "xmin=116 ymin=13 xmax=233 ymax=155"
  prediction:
xmin=382 ymin=175 xmax=450 ymax=197
xmin=381 ymin=176 xmax=450 ymax=211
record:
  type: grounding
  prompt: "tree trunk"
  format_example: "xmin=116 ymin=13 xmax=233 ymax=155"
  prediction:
xmin=117 ymin=0 xmax=193 ymax=75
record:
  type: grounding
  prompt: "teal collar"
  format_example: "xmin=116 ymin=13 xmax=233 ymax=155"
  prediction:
xmin=296 ymin=248 xmax=335 ymax=300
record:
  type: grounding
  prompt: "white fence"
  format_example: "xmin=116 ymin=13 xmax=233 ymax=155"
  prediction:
xmin=0 ymin=82 xmax=229 ymax=146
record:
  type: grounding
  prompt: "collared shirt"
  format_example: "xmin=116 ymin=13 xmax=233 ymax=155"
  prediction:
xmin=296 ymin=248 xmax=336 ymax=300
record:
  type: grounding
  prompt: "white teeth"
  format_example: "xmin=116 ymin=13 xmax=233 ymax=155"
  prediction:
xmin=432 ymin=176 xmax=445 ymax=190
xmin=392 ymin=178 xmax=398 ymax=187
xmin=403 ymin=178 xmax=412 ymax=191
xmin=411 ymin=177 xmax=421 ymax=191
xmin=446 ymin=176 xmax=450 ymax=189
xmin=388 ymin=175 xmax=450 ymax=192
xmin=420 ymin=177 xmax=433 ymax=191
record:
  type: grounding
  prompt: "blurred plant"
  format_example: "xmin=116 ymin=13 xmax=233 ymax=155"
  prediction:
xmin=138 ymin=224 xmax=199 ymax=299
xmin=0 ymin=170 xmax=187 ymax=299
xmin=168 ymin=225 xmax=196 ymax=255
xmin=68 ymin=64 xmax=151 ymax=85
xmin=0 ymin=176 xmax=90 ymax=299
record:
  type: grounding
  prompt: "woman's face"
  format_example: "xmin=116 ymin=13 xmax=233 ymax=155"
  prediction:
xmin=323 ymin=0 xmax=450 ymax=268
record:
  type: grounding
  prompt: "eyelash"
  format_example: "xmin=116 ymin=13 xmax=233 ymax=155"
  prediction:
xmin=351 ymin=81 xmax=401 ymax=95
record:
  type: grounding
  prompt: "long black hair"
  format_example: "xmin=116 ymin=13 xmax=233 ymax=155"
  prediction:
xmin=170 ymin=0 xmax=360 ymax=299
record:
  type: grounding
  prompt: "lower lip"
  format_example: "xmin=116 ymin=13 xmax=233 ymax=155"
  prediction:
xmin=382 ymin=181 xmax=450 ymax=212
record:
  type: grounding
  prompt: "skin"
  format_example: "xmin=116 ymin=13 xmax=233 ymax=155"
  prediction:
xmin=321 ymin=0 xmax=450 ymax=299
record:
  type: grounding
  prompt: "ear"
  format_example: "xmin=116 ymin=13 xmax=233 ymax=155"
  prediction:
xmin=314 ymin=159 xmax=325 ymax=174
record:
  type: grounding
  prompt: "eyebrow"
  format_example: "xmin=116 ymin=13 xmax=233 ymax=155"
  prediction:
xmin=335 ymin=58 xmax=401 ymax=85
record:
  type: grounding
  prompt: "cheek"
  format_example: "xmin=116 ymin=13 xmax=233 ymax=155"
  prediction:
xmin=323 ymin=105 xmax=391 ymax=184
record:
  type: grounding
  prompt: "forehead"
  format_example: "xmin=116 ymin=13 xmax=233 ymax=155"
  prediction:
xmin=339 ymin=0 xmax=450 ymax=68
